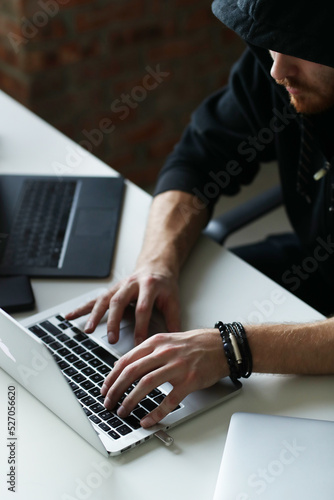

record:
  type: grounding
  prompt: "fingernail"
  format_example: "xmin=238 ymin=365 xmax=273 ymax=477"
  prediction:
xmin=84 ymin=320 xmax=94 ymax=332
xmin=104 ymin=396 xmax=111 ymax=408
xmin=117 ymin=405 xmax=127 ymax=418
xmin=107 ymin=331 xmax=115 ymax=343
xmin=101 ymin=384 xmax=108 ymax=396
xmin=141 ymin=416 xmax=155 ymax=428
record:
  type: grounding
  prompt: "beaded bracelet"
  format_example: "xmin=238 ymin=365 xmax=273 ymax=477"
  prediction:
xmin=215 ymin=321 xmax=253 ymax=383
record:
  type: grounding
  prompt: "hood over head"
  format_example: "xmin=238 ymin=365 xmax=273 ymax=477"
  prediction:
xmin=212 ymin=0 xmax=333 ymax=68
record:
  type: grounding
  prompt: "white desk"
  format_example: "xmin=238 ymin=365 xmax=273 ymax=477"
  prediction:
xmin=0 ymin=90 xmax=332 ymax=500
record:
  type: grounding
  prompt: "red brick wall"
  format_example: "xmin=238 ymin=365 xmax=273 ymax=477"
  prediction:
xmin=0 ymin=0 xmax=244 ymax=188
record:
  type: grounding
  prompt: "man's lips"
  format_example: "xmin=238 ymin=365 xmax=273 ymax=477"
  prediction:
xmin=276 ymin=79 xmax=307 ymax=96
xmin=286 ymin=86 xmax=301 ymax=95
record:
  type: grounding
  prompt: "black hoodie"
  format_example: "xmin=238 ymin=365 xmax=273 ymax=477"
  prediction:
xmin=154 ymin=0 xmax=334 ymax=288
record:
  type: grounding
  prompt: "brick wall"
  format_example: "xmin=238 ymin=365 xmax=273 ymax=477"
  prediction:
xmin=0 ymin=0 xmax=244 ymax=188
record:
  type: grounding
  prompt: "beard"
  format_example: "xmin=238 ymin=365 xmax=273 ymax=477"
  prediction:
xmin=276 ymin=77 xmax=334 ymax=115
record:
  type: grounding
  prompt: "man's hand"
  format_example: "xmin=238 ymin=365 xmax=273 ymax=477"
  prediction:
xmin=65 ymin=266 xmax=181 ymax=346
xmin=100 ymin=328 xmax=227 ymax=428
xmin=66 ymin=190 xmax=210 ymax=346
xmin=98 ymin=318 xmax=334 ymax=428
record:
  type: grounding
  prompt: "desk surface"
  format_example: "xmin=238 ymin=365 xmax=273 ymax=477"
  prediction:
xmin=0 ymin=91 xmax=332 ymax=500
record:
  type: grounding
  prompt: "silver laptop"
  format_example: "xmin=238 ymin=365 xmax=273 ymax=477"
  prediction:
xmin=213 ymin=412 xmax=334 ymax=499
xmin=0 ymin=289 xmax=240 ymax=456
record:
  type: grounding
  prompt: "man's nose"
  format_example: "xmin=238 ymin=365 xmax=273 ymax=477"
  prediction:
xmin=270 ymin=51 xmax=299 ymax=81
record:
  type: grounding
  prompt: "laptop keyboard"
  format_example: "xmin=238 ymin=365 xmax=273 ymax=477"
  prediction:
xmin=28 ymin=315 xmax=180 ymax=441
xmin=2 ymin=179 xmax=76 ymax=268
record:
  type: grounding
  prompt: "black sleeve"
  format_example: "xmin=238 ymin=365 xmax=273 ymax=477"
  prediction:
xmin=153 ymin=48 xmax=278 ymax=212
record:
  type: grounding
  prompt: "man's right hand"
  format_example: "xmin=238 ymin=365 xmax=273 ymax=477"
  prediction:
xmin=66 ymin=190 xmax=210 ymax=346
xmin=65 ymin=265 xmax=181 ymax=346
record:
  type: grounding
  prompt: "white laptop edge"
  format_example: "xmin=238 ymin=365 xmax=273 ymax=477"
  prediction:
xmin=213 ymin=412 xmax=334 ymax=500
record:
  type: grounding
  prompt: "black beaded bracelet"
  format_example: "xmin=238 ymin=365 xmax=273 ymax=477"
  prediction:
xmin=215 ymin=321 xmax=240 ymax=384
xmin=215 ymin=321 xmax=253 ymax=383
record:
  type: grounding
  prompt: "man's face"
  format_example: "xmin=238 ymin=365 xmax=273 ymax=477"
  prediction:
xmin=269 ymin=50 xmax=334 ymax=114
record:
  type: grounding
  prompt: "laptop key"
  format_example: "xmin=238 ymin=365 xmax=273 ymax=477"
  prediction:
xmin=89 ymin=415 xmax=101 ymax=424
xmin=40 ymin=320 xmax=62 ymax=337
xmin=81 ymin=396 xmax=96 ymax=407
xmin=123 ymin=415 xmax=141 ymax=429
xmin=140 ymin=398 xmax=158 ymax=412
xmin=74 ymin=389 xmax=87 ymax=400
xmin=98 ymin=409 xmax=115 ymax=421
xmin=81 ymin=352 xmax=94 ymax=362
xmin=63 ymin=367 xmax=78 ymax=377
xmin=64 ymin=339 xmax=78 ymax=349
xmin=49 ymin=340 xmax=63 ymax=351
xmin=133 ymin=407 xmax=148 ymax=420
xmin=29 ymin=325 xmax=47 ymax=338
xmin=88 ymin=387 xmax=101 ymax=398
xmin=70 ymin=382 xmax=79 ymax=391
xmin=92 ymin=346 xmax=117 ymax=367
xmin=42 ymin=334 xmax=54 ymax=345
xmin=97 ymin=364 xmax=110 ymax=375
xmin=53 ymin=354 xmax=62 ymax=364
xmin=90 ymin=373 xmax=104 ymax=383
xmin=58 ymin=360 xmax=70 ymax=370
xmin=90 ymin=402 xmax=105 ymax=414
xmin=148 ymin=388 xmax=162 ymax=398
xmin=71 ymin=328 xmax=87 ymax=341
xmin=80 ymin=380 xmax=95 ymax=390
xmin=83 ymin=407 xmax=92 ymax=417
xmin=98 ymin=422 xmax=111 ymax=432
xmin=117 ymin=424 xmax=132 ymax=436
xmin=88 ymin=358 xmax=103 ymax=368
xmin=65 ymin=354 xmax=79 ymax=364
xmin=58 ymin=347 xmax=71 ymax=357
xmin=58 ymin=322 xmax=69 ymax=330
xmin=107 ymin=416 xmax=123 ymax=428
xmin=108 ymin=430 xmax=120 ymax=440
xmin=82 ymin=338 xmax=99 ymax=349
xmin=68 ymin=380 xmax=77 ymax=391
xmin=73 ymin=360 xmax=87 ymax=370
xmin=73 ymin=345 xmax=86 ymax=355
xmin=82 ymin=366 xmax=95 ymax=376
xmin=154 ymin=394 xmax=166 ymax=405
xmin=57 ymin=333 xmax=69 ymax=342
xmin=72 ymin=373 xmax=86 ymax=383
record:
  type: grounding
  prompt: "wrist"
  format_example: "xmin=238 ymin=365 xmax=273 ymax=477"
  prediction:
xmin=136 ymin=246 xmax=181 ymax=279
xmin=138 ymin=190 xmax=209 ymax=279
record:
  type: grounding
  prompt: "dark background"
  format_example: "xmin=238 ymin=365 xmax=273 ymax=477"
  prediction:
xmin=0 ymin=0 xmax=244 ymax=189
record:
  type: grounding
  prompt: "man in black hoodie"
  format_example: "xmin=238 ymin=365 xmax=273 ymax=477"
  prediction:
xmin=67 ymin=0 xmax=334 ymax=427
